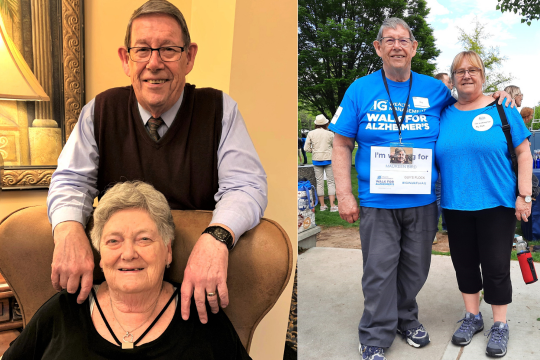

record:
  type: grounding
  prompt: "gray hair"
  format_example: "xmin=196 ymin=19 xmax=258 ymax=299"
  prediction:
xmin=90 ymin=181 xmax=175 ymax=252
xmin=124 ymin=0 xmax=191 ymax=49
xmin=504 ymin=85 xmax=521 ymax=99
xmin=376 ymin=18 xmax=416 ymax=42
xmin=434 ymin=73 xmax=449 ymax=81
xmin=394 ymin=147 xmax=405 ymax=154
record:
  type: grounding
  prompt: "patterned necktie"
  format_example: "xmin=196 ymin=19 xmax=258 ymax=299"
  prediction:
xmin=147 ymin=117 xmax=164 ymax=142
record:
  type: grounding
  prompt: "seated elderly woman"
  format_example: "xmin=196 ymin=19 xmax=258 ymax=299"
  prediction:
xmin=3 ymin=181 xmax=251 ymax=359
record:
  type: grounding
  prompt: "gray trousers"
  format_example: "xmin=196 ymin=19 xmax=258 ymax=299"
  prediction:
xmin=358 ymin=202 xmax=437 ymax=348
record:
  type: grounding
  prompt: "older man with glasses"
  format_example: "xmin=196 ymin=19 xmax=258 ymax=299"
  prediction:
xmin=46 ymin=0 xmax=267 ymax=326
xmin=330 ymin=17 xmax=513 ymax=360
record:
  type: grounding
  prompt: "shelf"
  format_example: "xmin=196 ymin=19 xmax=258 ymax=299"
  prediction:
xmin=0 ymin=321 xmax=22 ymax=332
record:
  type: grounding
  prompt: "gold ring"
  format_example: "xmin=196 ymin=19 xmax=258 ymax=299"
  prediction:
xmin=207 ymin=292 xmax=217 ymax=297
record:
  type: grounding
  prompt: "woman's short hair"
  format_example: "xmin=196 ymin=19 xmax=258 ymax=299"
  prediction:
xmin=450 ymin=51 xmax=485 ymax=84
xmin=521 ymin=107 xmax=533 ymax=119
xmin=376 ymin=18 xmax=416 ymax=42
xmin=125 ymin=0 xmax=190 ymax=49
xmin=90 ymin=181 xmax=175 ymax=251
xmin=504 ymin=85 xmax=521 ymax=99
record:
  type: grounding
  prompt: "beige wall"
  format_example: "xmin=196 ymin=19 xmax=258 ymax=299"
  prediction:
xmin=0 ymin=189 xmax=48 ymax=221
xmin=85 ymin=1 xmax=297 ymax=359
xmin=228 ymin=1 xmax=297 ymax=357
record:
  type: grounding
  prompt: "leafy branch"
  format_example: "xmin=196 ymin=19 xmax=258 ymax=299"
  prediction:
xmin=496 ymin=0 xmax=540 ymax=26
xmin=457 ymin=17 xmax=513 ymax=93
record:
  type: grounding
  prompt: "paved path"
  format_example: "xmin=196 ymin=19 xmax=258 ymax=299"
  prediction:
xmin=298 ymin=247 xmax=540 ymax=360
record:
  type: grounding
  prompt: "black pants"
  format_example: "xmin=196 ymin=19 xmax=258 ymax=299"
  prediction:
xmin=298 ymin=139 xmax=307 ymax=164
xmin=444 ymin=206 xmax=515 ymax=305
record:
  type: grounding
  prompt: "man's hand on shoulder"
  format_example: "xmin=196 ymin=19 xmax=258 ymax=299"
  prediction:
xmin=492 ymin=90 xmax=515 ymax=108
xmin=51 ymin=221 xmax=94 ymax=304
xmin=181 ymin=230 xmax=230 ymax=324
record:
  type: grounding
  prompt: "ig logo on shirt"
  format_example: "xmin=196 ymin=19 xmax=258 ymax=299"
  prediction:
xmin=370 ymin=100 xmax=388 ymax=111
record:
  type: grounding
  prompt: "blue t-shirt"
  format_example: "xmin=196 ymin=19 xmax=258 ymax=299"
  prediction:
xmin=329 ymin=70 xmax=455 ymax=209
xmin=313 ymin=160 xmax=331 ymax=166
xmin=436 ymin=101 xmax=531 ymax=210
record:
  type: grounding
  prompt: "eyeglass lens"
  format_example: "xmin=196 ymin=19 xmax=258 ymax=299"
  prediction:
xmin=130 ymin=47 xmax=183 ymax=62
xmin=455 ymin=68 xmax=480 ymax=77
xmin=382 ymin=38 xmax=411 ymax=46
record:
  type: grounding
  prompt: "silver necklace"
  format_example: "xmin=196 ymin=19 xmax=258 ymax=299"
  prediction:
xmin=109 ymin=285 xmax=163 ymax=349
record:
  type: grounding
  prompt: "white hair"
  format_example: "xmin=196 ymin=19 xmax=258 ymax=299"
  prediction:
xmin=376 ymin=17 xmax=416 ymax=42
xmin=89 ymin=181 xmax=175 ymax=251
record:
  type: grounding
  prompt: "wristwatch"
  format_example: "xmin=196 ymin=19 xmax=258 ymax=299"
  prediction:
xmin=202 ymin=226 xmax=234 ymax=250
xmin=519 ymin=194 xmax=532 ymax=203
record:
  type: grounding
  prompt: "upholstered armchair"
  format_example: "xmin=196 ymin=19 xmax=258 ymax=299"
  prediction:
xmin=0 ymin=206 xmax=293 ymax=352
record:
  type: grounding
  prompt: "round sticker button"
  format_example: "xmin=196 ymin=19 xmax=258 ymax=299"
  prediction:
xmin=472 ymin=114 xmax=493 ymax=131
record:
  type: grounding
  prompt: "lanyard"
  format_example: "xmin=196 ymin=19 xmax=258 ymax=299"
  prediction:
xmin=381 ymin=69 xmax=413 ymax=145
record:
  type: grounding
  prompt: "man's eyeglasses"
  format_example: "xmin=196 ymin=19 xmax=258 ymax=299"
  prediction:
xmin=514 ymin=93 xmax=523 ymax=99
xmin=453 ymin=67 xmax=481 ymax=78
xmin=379 ymin=37 xmax=413 ymax=47
xmin=127 ymin=46 xmax=185 ymax=62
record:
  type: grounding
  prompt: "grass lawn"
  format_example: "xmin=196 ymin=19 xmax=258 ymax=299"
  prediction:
xmin=314 ymin=167 xmax=359 ymax=228
xmin=309 ymin=167 xmax=540 ymax=262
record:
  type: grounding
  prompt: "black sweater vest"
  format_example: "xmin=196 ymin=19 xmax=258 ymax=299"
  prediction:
xmin=93 ymin=84 xmax=222 ymax=210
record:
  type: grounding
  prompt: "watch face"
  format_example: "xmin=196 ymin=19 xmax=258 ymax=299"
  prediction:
xmin=526 ymin=196 xmax=532 ymax=202
xmin=215 ymin=227 xmax=227 ymax=239
xmin=205 ymin=226 xmax=233 ymax=249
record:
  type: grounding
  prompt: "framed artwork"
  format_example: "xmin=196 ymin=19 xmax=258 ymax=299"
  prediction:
xmin=0 ymin=0 xmax=84 ymax=189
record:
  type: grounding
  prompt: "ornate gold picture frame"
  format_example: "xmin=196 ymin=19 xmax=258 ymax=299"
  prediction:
xmin=1 ymin=0 xmax=84 ymax=189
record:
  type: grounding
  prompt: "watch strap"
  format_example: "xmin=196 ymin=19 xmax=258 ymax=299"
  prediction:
xmin=202 ymin=226 xmax=234 ymax=250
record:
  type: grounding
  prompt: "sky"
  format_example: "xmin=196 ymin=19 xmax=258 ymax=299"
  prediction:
xmin=425 ymin=0 xmax=540 ymax=109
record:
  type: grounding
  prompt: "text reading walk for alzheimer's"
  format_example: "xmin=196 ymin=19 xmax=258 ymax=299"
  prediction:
xmin=370 ymin=147 xmax=432 ymax=194
xmin=365 ymin=100 xmax=430 ymax=131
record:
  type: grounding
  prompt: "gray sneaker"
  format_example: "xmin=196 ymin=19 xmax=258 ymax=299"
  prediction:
xmin=485 ymin=322 xmax=509 ymax=357
xmin=451 ymin=312 xmax=484 ymax=345
xmin=359 ymin=345 xmax=387 ymax=360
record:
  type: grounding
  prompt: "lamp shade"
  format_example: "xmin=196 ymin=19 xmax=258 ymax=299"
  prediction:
xmin=0 ymin=12 xmax=49 ymax=101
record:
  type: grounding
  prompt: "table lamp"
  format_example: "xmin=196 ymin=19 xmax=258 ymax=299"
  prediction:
xmin=0 ymin=11 xmax=49 ymax=101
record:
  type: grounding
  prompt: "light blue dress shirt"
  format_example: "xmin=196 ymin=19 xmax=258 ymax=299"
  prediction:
xmin=47 ymin=90 xmax=268 ymax=242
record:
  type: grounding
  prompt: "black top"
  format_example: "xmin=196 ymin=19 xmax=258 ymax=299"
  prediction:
xmin=3 ymin=283 xmax=251 ymax=360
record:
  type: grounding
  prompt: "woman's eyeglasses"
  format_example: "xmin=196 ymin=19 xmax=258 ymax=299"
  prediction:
xmin=453 ymin=67 xmax=482 ymax=78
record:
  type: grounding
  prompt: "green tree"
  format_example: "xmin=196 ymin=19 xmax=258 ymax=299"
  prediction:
xmin=298 ymin=108 xmax=314 ymax=135
xmin=298 ymin=0 xmax=439 ymax=119
xmin=496 ymin=0 xmax=540 ymax=25
xmin=457 ymin=18 xmax=513 ymax=93
xmin=531 ymin=102 xmax=540 ymax=130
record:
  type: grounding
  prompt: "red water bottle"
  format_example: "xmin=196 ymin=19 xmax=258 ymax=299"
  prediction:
xmin=516 ymin=237 xmax=538 ymax=284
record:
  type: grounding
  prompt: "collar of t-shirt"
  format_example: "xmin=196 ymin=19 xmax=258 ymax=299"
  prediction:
xmin=137 ymin=90 xmax=184 ymax=135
